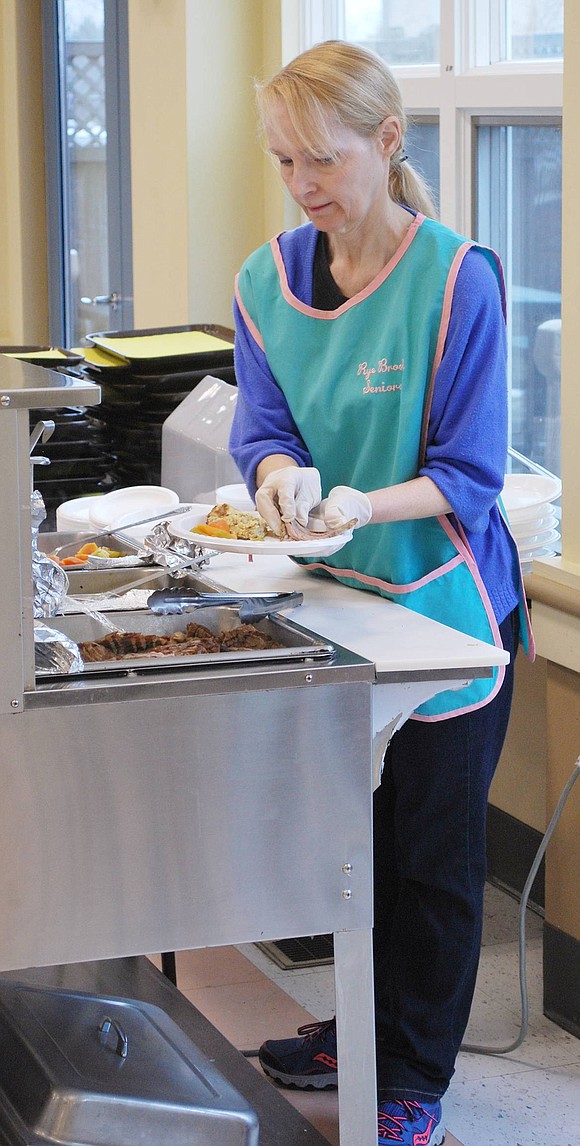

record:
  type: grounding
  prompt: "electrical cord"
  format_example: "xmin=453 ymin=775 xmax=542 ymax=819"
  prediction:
xmin=461 ymin=753 xmax=580 ymax=1056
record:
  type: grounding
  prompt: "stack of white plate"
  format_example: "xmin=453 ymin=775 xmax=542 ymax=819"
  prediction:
xmin=56 ymin=485 xmax=180 ymax=537
xmin=56 ymin=493 xmax=105 ymax=533
xmin=502 ymin=473 xmax=562 ymax=571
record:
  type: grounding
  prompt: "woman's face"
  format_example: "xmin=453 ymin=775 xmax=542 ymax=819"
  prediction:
xmin=265 ymin=102 xmax=399 ymax=237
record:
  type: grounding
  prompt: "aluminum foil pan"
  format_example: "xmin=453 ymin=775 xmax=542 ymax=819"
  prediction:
xmin=142 ymin=521 xmax=218 ymax=573
xmin=31 ymin=490 xmax=69 ymax=619
xmin=34 ymin=622 xmax=84 ymax=674
xmin=85 ymin=552 xmax=151 ymax=569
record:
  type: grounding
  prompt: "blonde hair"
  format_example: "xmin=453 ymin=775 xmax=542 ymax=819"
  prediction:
xmin=256 ymin=41 xmax=437 ymax=220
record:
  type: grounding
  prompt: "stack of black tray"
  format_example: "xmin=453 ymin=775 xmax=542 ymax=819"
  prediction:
xmin=77 ymin=324 xmax=236 ymax=487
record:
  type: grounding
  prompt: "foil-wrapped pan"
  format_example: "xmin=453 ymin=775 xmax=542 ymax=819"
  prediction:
xmin=34 ymin=622 xmax=83 ymax=674
xmin=142 ymin=520 xmax=218 ymax=573
xmin=31 ymin=490 xmax=69 ymax=618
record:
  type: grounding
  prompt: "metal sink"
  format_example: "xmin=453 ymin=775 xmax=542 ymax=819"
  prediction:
xmin=0 ymin=981 xmax=259 ymax=1145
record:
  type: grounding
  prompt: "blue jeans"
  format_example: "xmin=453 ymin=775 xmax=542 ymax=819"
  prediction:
xmin=373 ymin=608 xmax=519 ymax=1101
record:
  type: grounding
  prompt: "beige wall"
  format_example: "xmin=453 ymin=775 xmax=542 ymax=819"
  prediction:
xmin=0 ymin=1 xmax=48 ymax=344
xmin=128 ymin=0 xmax=190 ymax=328
xmin=545 ymin=663 xmax=580 ymax=938
xmin=127 ymin=0 xmax=285 ymax=331
xmin=185 ymin=0 xmax=266 ymax=328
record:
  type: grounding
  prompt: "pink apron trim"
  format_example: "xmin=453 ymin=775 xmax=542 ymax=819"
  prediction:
xmin=270 ymin=214 xmax=425 ymax=319
xmin=302 ymin=511 xmax=508 ymax=721
xmin=438 ymin=514 xmax=504 ymax=648
xmin=413 ymin=686 xmax=504 ymax=722
xmin=410 ymin=514 xmax=506 ymax=718
xmin=302 ymin=552 xmax=464 ymax=594
xmin=234 ymin=273 xmax=265 ymax=352
xmin=419 ymin=242 xmax=473 ymax=465
xmin=497 ymin=503 xmax=536 ymax=661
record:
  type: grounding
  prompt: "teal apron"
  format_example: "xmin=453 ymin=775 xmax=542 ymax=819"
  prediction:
xmin=236 ymin=215 xmax=530 ymax=717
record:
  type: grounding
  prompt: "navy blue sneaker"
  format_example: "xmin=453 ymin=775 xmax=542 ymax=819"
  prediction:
xmin=377 ymin=1099 xmax=445 ymax=1144
xmin=258 ymin=1017 xmax=337 ymax=1088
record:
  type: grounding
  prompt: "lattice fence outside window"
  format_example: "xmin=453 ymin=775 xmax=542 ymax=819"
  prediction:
xmin=66 ymin=41 xmax=106 ymax=150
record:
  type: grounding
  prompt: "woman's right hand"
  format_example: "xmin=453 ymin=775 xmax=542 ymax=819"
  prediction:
xmin=255 ymin=466 xmax=322 ymax=534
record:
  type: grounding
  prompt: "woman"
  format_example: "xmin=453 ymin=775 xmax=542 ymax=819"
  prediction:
xmin=230 ymin=40 xmax=531 ymax=1146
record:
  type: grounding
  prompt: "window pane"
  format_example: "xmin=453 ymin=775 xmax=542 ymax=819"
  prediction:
xmin=473 ymin=2 xmax=563 ymax=68
xmin=476 ymin=124 xmax=562 ymax=476
xmin=344 ymin=0 xmax=439 ymax=66
xmin=405 ymin=122 xmax=439 ymax=213
xmin=63 ymin=0 xmax=108 ymax=344
xmin=508 ymin=1 xmax=563 ymax=61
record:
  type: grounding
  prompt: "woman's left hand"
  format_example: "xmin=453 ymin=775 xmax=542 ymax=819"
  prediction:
xmin=322 ymin=486 xmax=373 ymax=530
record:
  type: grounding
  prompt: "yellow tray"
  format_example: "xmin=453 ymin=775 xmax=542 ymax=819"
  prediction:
xmin=86 ymin=324 xmax=234 ymax=371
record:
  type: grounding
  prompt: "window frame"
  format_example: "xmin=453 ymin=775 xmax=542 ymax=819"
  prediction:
xmin=41 ymin=0 xmax=133 ymax=345
xmin=286 ymin=1 xmax=563 ymax=235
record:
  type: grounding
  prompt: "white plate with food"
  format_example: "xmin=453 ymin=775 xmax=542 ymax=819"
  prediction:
xmin=168 ymin=505 xmax=355 ymax=556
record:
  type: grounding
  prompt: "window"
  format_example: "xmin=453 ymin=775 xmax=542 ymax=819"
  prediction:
xmin=293 ymin=1 xmax=563 ymax=476
xmin=42 ymin=0 xmax=133 ymax=345
xmin=476 ymin=120 xmax=562 ymax=475
xmin=473 ymin=0 xmax=563 ymax=65
xmin=345 ymin=1 xmax=440 ymax=67
xmin=405 ymin=120 xmax=440 ymax=213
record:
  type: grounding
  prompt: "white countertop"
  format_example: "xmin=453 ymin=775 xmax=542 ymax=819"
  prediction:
xmin=204 ymin=552 xmax=509 ymax=679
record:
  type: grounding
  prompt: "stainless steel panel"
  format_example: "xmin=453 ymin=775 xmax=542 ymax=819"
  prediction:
xmin=0 ymin=406 xmax=33 ymax=714
xmin=0 ymin=676 xmax=373 ymax=970
xmin=0 ymin=981 xmax=259 ymax=1145
xmin=0 ymin=355 xmax=100 ymax=408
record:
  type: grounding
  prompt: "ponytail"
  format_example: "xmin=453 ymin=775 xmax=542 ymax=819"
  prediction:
xmin=389 ymin=156 xmax=438 ymax=220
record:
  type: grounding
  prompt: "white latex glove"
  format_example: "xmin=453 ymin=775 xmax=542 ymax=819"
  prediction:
xmin=255 ymin=467 xmax=322 ymax=534
xmin=321 ymin=485 xmax=373 ymax=530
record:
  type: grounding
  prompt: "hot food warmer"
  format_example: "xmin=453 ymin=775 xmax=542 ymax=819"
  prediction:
xmin=0 ymin=357 xmax=508 ymax=1146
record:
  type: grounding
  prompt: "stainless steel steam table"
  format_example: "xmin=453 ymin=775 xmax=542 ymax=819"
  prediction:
xmin=0 ymin=357 xmax=509 ymax=1146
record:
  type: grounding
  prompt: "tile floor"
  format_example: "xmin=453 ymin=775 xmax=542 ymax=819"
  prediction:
xmin=152 ymin=883 xmax=579 ymax=1146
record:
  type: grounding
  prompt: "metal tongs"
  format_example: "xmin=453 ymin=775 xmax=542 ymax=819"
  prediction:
xmin=147 ymin=587 xmax=303 ymax=623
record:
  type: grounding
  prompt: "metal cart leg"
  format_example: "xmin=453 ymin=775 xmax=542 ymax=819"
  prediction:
xmin=334 ymin=928 xmax=377 ymax=1146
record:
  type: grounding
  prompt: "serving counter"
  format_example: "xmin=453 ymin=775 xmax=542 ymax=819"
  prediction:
xmin=0 ymin=359 xmax=509 ymax=1146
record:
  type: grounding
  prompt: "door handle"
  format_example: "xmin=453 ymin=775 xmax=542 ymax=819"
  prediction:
xmin=80 ymin=291 xmax=120 ymax=310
